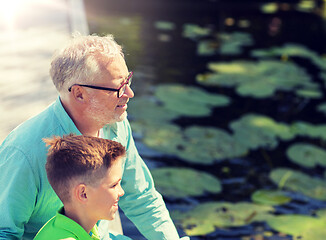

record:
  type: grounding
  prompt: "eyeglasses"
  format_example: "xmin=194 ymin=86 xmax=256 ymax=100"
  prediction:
xmin=68 ymin=71 xmax=133 ymax=98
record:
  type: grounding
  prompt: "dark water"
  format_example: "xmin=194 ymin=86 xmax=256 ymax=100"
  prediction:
xmin=84 ymin=1 xmax=326 ymax=239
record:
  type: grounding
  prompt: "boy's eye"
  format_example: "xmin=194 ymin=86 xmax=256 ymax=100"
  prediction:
xmin=111 ymin=181 xmax=120 ymax=188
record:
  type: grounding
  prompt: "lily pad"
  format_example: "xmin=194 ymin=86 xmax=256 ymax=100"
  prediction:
xmin=295 ymin=88 xmax=323 ymax=99
xmin=142 ymin=123 xmax=184 ymax=157
xmin=218 ymin=32 xmax=254 ymax=55
xmin=230 ymin=114 xmax=295 ymax=150
xmin=128 ymin=97 xmax=181 ymax=124
xmin=182 ymin=23 xmax=211 ymax=40
xmin=286 ymin=143 xmax=326 ymax=168
xmin=269 ymin=168 xmax=326 ymax=200
xmin=316 ymin=102 xmax=326 ymax=116
xmin=251 ymin=190 xmax=292 ymax=205
xmin=291 ymin=121 xmax=326 ymax=141
xmin=151 ymin=167 xmax=222 ymax=198
xmin=172 ymin=202 xmax=274 ymax=236
xmin=197 ymin=40 xmax=219 ymax=56
xmin=196 ymin=60 xmax=312 ymax=98
xmin=154 ymin=21 xmax=175 ymax=30
xmin=177 ymin=126 xmax=247 ymax=164
xmin=155 ymin=84 xmax=230 ymax=117
xmin=266 ymin=214 xmax=326 ymax=239
xmin=142 ymin=125 xmax=247 ymax=165
xmin=251 ymin=43 xmax=326 ymax=71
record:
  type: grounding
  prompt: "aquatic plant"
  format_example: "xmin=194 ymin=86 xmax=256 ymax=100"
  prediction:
xmin=316 ymin=102 xmax=326 ymax=116
xmin=251 ymin=43 xmax=326 ymax=71
xmin=269 ymin=168 xmax=326 ymax=200
xmin=266 ymin=214 xmax=326 ymax=239
xmin=155 ymin=84 xmax=230 ymax=117
xmin=196 ymin=32 xmax=254 ymax=56
xmin=286 ymin=143 xmax=326 ymax=168
xmin=182 ymin=24 xmax=211 ymax=40
xmin=196 ymin=60 xmax=313 ymax=98
xmin=291 ymin=121 xmax=326 ymax=141
xmin=218 ymin=32 xmax=254 ymax=55
xmin=251 ymin=189 xmax=292 ymax=205
xmin=154 ymin=21 xmax=175 ymax=30
xmin=230 ymin=113 xmax=295 ymax=150
xmin=142 ymin=125 xmax=247 ymax=164
xmin=172 ymin=202 xmax=274 ymax=236
xmin=151 ymin=167 xmax=221 ymax=198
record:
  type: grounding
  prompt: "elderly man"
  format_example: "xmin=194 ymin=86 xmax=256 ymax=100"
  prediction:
xmin=0 ymin=35 xmax=183 ymax=239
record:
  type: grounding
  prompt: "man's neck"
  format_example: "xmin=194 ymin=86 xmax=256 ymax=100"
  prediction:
xmin=60 ymin=97 xmax=101 ymax=137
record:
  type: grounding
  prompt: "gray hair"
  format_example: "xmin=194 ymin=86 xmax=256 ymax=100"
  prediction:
xmin=50 ymin=33 xmax=123 ymax=93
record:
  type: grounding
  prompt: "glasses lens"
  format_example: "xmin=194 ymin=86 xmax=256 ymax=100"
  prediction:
xmin=128 ymin=76 xmax=132 ymax=86
xmin=119 ymin=84 xmax=126 ymax=98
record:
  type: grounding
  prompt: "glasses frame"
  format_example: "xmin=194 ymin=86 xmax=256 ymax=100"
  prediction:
xmin=68 ymin=71 xmax=133 ymax=98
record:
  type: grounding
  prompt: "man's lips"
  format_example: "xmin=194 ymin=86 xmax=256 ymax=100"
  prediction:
xmin=117 ymin=100 xmax=128 ymax=108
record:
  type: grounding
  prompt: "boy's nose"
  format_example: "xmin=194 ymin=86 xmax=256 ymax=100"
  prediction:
xmin=119 ymin=185 xmax=125 ymax=197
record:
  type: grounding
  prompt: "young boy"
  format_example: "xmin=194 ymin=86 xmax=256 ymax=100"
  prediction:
xmin=34 ymin=134 xmax=130 ymax=240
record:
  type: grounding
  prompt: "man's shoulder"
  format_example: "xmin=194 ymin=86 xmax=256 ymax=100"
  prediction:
xmin=0 ymin=101 xmax=64 ymax=162
xmin=1 ymin=103 xmax=57 ymax=144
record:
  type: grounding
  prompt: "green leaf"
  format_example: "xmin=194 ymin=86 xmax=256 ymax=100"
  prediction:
xmin=196 ymin=60 xmax=312 ymax=98
xmin=182 ymin=24 xmax=211 ymax=40
xmin=269 ymin=168 xmax=326 ymax=200
xmin=155 ymin=84 xmax=230 ymax=117
xmin=267 ymin=214 xmax=326 ymax=239
xmin=154 ymin=21 xmax=175 ymax=30
xmin=177 ymin=126 xmax=247 ymax=164
xmin=250 ymin=43 xmax=326 ymax=71
xmin=151 ymin=167 xmax=222 ymax=198
xmin=128 ymin=97 xmax=180 ymax=124
xmin=291 ymin=121 xmax=326 ymax=141
xmin=295 ymin=88 xmax=323 ymax=99
xmin=251 ymin=190 xmax=292 ymax=205
xmin=286 ymin=143 xmax=326 ymax=168
xmin=230 ymin=114 xmax=295 ymax=150
xmin=142 ymin=125 xmax=248 ymax=165
xmin=316 ymin=102 xmax=326 ymax=116
xmin=172 ymin=202 xmax=274 ymax=236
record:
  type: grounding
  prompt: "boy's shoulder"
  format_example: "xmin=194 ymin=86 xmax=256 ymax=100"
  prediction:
xmin=33 ymin=208 xmax=92 ymax=240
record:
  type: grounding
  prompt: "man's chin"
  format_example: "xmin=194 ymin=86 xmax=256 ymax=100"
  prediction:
xmin=108 ymin=111 xmax=127 ymax=125
xmin=117 ymin=111 xmax=128 ymax=122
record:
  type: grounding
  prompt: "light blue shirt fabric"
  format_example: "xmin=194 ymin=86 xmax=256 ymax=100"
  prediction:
xmin=0 ymin=97 xmax=180 ymax=240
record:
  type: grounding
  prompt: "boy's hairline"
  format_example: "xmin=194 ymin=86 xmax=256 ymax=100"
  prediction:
xmin=61 ymin=155 xmax=124 ymax=205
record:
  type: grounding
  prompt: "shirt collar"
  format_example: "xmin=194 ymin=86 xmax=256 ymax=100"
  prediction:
xmin=55 ymin=207 xmax=100 ymax=239
xmin=53 ymin=96 xmax=82 ymax=135
xmin=53 ymin=96 xmax=118 ymax=136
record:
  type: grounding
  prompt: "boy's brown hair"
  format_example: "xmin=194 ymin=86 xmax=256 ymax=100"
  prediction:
xmin=43 ymin=134 xmax=126 ymax=203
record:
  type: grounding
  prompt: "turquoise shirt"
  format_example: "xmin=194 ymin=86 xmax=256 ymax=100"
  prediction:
xmin=0 ymin=97 xmax=180 ymax=240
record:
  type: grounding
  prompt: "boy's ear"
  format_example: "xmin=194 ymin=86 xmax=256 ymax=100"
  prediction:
xmin=74 ymin=184 xmax=88 ymax=203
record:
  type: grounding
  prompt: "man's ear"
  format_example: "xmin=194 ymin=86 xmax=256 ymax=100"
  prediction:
xmin=70 ymin=86 xmax=87 ymax=103
xmin=74 ymin=184 xmax=88 ymax=203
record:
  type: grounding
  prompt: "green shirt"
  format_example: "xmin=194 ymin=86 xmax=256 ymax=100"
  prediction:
xmin=34 ymin=208 xmax=100 ymax=240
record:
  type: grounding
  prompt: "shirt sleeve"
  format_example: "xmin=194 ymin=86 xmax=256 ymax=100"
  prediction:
xmin=0 ymin=146 xmax=38 ymax=239
xmin=118 ymin=119 xmax=181 ymax=240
